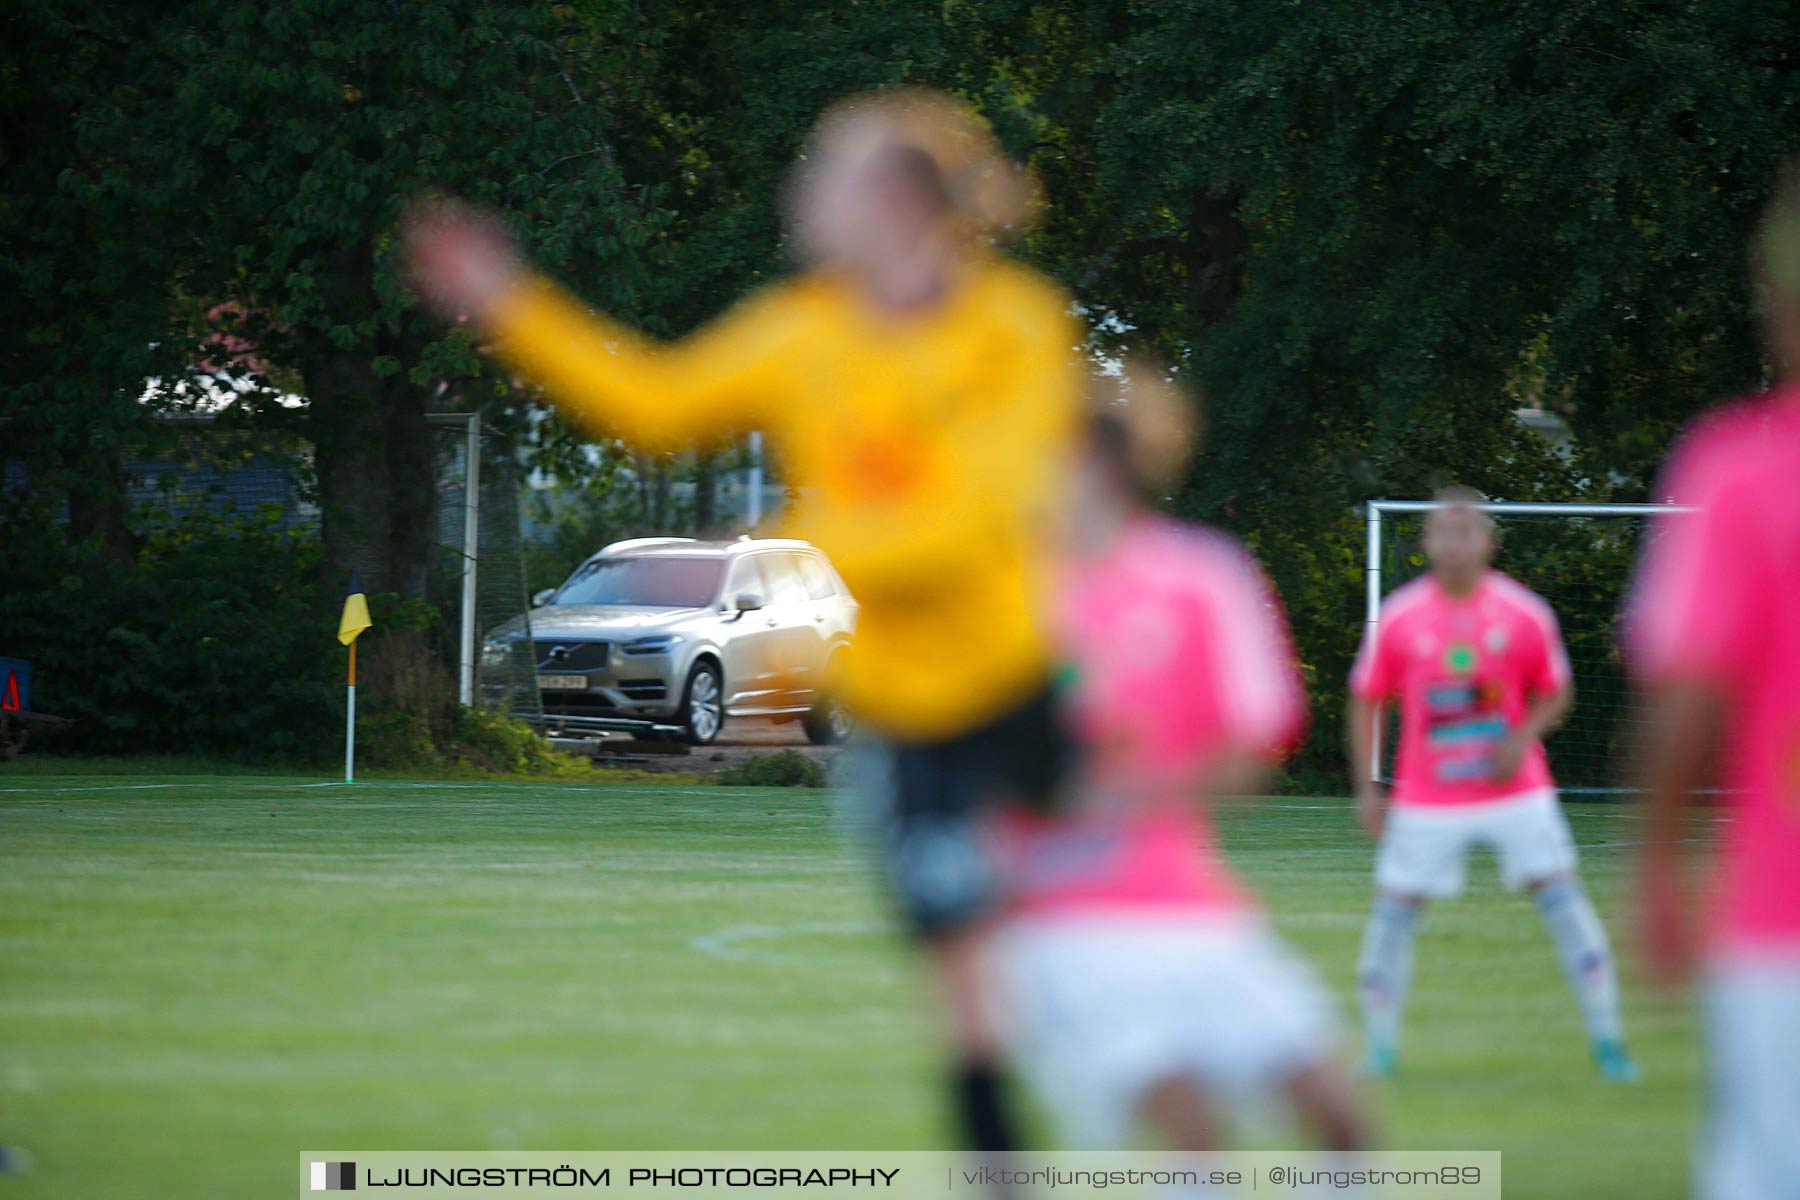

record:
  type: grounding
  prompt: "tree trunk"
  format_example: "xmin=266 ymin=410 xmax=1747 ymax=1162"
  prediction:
xmin=307 ymin=352 xmax=436 ymax=599
xmin=693 ymin=452 xmax=718 ymax=533
xmin=59 ymin=438 xmax=139 ymax=568
xmin=304 ymin=243 xmax=436 ymax=599
xmin=1186 ymin=189 xmax=1246 ymax=328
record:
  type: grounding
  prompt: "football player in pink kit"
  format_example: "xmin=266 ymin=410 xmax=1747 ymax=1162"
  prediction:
xmin=991 ymin=382 xmax=1367 ymax=1152
xmin=1631 ymin=166 xmax=1800 ymax=1200
xmin=1347 ymin=488 xmax=1639 ymax=1081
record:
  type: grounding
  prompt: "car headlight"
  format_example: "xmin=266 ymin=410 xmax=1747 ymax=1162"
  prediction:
xmin=621 ymin=634 xmax=681 ymax=655
xmin=480 ymin=639 xmax=511 ymax=669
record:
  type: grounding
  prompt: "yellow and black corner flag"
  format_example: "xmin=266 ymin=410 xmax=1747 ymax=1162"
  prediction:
xmin=338 ymin=572 xmax=372 ymax=647
xmin=340 ymin=572 xmax=371 ymax=783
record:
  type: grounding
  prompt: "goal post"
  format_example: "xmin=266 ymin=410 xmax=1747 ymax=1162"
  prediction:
xmin=429 ymin=413 xmax=541 ymax=722
xmin=1363 ymin=499 xmax=1693 ymax=795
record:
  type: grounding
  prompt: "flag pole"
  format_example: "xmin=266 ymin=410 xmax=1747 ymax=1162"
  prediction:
xmin=337 ymin=570 xmax=372 ymax=783
xmin=345 ymin=639 xmax=357 ymax=784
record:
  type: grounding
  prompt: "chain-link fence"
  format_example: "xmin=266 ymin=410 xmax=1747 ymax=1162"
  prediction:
xmin=431 ymin=419 xmax=540 ymax=723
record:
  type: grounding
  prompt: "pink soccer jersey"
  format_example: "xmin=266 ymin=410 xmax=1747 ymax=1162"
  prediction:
xmin=1350 ymin=570 xmax=1571 ymax=807
xmin=1061 ymin=516 xmax=1307 ymax=783
xmin=1629 ymin=389 xmax=1800 ymax=951
xmin=993 ymin=516 xmax=1306 ymax=919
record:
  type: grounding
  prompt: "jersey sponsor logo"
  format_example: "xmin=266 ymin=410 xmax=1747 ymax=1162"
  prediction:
xmin=1425 ymin=676 xmax=1509 ymax=783
xmin=1435 ymin=755 xmax=1499 ymax=782
xmin=841 ymin=430 xmax=930 ymax=501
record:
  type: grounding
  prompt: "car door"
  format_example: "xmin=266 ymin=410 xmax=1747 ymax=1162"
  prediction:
xmin=750 ymin=552 xmax=822 ymax=705
xmin=717 ymin=554 xmax=786 ymax=709
xmin=792 ymin=550 xmax=853 ymax=699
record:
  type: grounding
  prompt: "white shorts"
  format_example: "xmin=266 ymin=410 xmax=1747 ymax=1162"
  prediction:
xmin=1700 ymin=954 xmax=1800 ymax=1200
xmin=996 ymin=913 xmax=1338 ymax=1148
xmin=1375 ymin=788 xmax=1578 ymax=899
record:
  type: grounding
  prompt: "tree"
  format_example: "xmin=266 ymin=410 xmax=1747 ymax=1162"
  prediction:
xmin=0 ymin=4 xmax=196 ymax=566
xmin=8 ymin=0 xmax=1798 ymax=778
xmin=139 ymin=0 xmax=682 ymax=597
xmin=951 ymin=0 xmax=1800 ymax=779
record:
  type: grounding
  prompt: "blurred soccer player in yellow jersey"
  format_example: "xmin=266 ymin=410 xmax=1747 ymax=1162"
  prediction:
xmin=407 ymin=89 xmax=1082 ymax=1154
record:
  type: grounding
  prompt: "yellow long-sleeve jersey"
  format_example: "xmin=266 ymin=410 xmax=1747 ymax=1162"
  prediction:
xmin=487 ymin=254 xmax=1082 ymax=742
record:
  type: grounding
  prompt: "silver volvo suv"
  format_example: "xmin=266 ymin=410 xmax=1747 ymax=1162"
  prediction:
xmin=484 ymin=537 xmax=859 ymax=745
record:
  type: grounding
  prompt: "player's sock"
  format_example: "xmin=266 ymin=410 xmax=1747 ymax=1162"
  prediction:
xmin=953 ymin=1060 xmax=1019 ymax=1153
xmin=1355 ymin=894 xmax=1419 ymax=1070
xmin=1533 ymin=876 xmax=1630 ymax=1055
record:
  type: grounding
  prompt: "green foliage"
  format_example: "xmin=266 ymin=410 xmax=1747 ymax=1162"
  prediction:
xmin=524 ymin=449 xmax=695 ymax=594
xmin=0 ymin=5 xmax=200 ymax=563
xmin=355 ymin=708 xmax=439 ymax=771
xmin=448 ymin=707 xmax=585 ymax=774
xmin=9 ymin=0 xmax=1800 ymax=788
xmin=950 ymin=0 xmax=1800 ymax=785
xmin=357 ymin=702 xmax=591 ymax=775
xmin=0 ymin=507 xmax=341 ymax=762
xmin=714 ymin=749 xmax=829 ymax=789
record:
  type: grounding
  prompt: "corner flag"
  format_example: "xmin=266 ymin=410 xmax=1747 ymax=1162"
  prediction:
xmin=339 ymin=572 xmax=372 ymax=783
xmin=339 ymin=572 xmax=372 ymax=646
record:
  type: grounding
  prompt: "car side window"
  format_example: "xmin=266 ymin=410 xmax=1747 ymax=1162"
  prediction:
xmin=724 ymin=557 xmax=763 ymax=604
xmin=796 ymin=553 xmax=837 ymax=600
xmin=759 ymin=553 xmax=810 ymax=606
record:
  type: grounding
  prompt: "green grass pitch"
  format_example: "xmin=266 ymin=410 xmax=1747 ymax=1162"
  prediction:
xmin=0 ymin=774 xmax=1702 ymax=1198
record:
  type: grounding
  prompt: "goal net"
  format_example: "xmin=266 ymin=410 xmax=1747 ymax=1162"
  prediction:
xmin=430 ymin=417 xmax=541 ymax=722
xmin=1365 ymin=501 xmax=1683 ymax=795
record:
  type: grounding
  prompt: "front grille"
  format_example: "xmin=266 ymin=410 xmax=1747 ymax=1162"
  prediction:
xmin=532 ymin=639 xmax=609 ymax=670
xmin=618 ymin=678 xmax=669 ymax=701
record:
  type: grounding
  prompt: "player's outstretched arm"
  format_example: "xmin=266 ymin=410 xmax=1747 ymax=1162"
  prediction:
xmin=405 ymin=201 xmax=786 ymax=448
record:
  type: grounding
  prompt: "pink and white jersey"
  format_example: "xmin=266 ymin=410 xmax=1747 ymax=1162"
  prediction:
xmin=994 ymin=516 xmax=1306 ymax=920
xmin=1628 ymin=388 xmax=1800 ymax=952
xmin=1350 ymin=570 xmax=1571 ymax=807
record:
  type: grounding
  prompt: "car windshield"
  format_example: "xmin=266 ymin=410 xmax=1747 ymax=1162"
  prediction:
xmin=554 ymin=556 xmax=725 ymax=608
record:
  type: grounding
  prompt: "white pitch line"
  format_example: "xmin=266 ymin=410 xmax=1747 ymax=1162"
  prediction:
xmin=0 ymin=782 xmax=180 ymax=793
xmin=689 ymin=920 xmax=897 ymax=965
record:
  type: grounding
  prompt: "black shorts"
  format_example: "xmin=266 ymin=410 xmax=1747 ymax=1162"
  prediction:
xmin=867 ymin=687 xmax=1072 ymax=941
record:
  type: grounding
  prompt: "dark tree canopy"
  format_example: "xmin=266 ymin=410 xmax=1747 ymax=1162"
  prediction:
xmin=4 ymin=0 xmax=1796 ymax=773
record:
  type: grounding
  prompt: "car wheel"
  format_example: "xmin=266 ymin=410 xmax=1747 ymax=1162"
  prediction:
xmin=802 ymin=692 xmax=853 ymax=746
xmin=679 ymin=661 xmax=724 ymax=746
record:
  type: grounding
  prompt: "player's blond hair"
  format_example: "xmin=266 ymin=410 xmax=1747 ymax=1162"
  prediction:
xmin=790 ymin=88 xmax=1040 ymax=244
xmin=1087 ymin=360 xmax=1201 ymax=499
xmin=1429 ymin=484 xmax=1498 ymax=535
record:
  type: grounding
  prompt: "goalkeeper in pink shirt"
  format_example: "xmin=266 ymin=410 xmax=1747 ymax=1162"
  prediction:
xmin=1347 ymin=487 xmax=1638 ymax=1081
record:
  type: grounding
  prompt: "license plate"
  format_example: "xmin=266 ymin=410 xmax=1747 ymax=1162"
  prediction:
xmin=537 ymin=674 xmax=589 ymax=691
